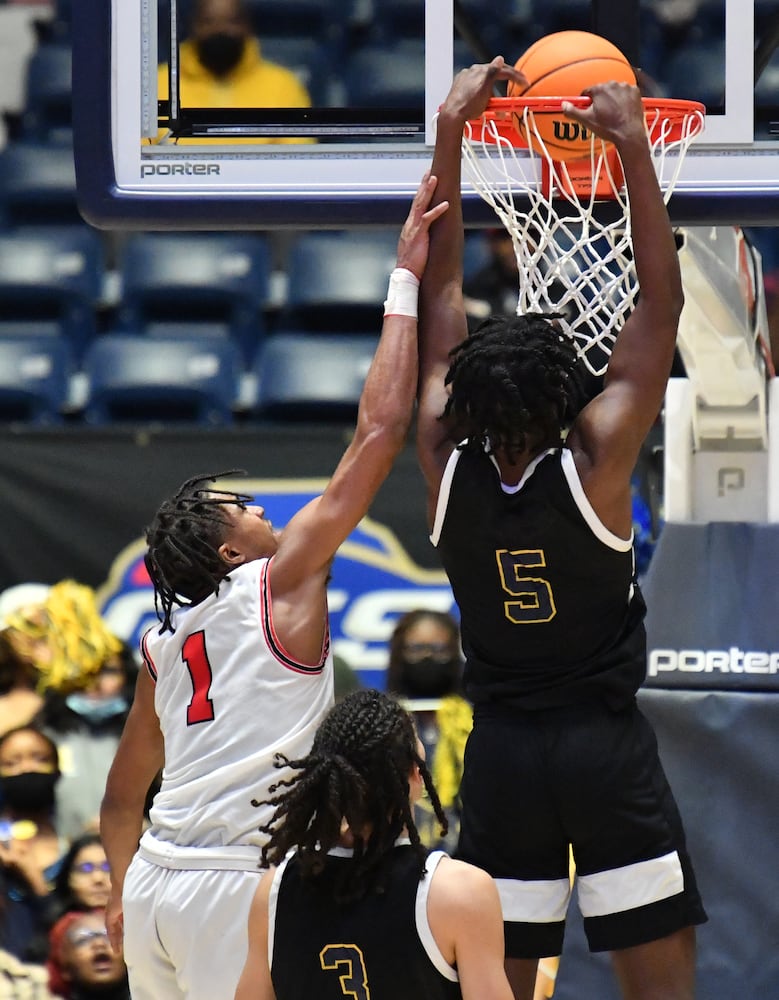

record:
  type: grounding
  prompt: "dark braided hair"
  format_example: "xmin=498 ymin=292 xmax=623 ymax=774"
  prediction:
xmin=255 ymin=689 xmax=447 ymax=904
xmin=144 ymin=471 xmax=255 ymax=633
xmin=443 ymin=312 xmax=588 ymax=461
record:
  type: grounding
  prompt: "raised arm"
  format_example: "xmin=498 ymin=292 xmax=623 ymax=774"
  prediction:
xmin=563 ymin=82 xmax=684 ymax=533
xmin=417 ymin=59 xmax=526 ymax=528
xmin=268 ymin=175 xmax=448 ymax=613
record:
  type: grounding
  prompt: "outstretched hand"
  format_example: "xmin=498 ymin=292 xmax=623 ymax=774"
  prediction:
xmin=561 ymin=80 xmax=647 ymax=149
xmin=395 ymin=172 xmax=449 ymax=279
xmin=440 ymin=55 xmax=528 ymax=123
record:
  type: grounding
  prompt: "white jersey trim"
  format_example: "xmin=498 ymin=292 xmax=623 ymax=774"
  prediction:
xmin=416 ymin=850 xmax=459 ymax=982
xmin=560 ymin=448 xmax=633 ymax=551
xmin=267 ymin=854 xmax=291 ymax=967
xmin=430 ymin=446 xmax=463 ymax=547
xmin=491 ymin=447 xmax=555 ymax=494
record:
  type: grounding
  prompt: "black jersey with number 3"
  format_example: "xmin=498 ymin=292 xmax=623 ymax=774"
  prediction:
xmin=269 ymin=846 xmax=462 ymax=1000
xmin=432 ymin=446 xmax=647 ymax=710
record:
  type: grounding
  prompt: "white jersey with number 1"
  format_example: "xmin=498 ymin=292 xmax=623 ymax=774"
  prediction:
xmin=139 ymin=556 xmax=334 ymax=861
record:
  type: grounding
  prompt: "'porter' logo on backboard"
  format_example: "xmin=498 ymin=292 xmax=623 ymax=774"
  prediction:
xmin=140 ymin=163 xmax=221 ymax=178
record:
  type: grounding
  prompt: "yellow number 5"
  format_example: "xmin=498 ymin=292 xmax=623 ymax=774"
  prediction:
xmin=496 ymin=548 xmax=556 ymax=624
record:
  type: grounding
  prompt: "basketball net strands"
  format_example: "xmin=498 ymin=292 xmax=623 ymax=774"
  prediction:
xmin=459 ymin=96 xmax=705 ymax=376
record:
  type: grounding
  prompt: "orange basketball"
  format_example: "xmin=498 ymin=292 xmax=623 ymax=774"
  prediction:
xmin=507 ymin=31 xmax=636 ymax=161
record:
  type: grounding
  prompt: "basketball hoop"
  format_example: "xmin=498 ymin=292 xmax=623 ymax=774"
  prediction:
xmin=459 ymin=96 xmax=705 ymax=375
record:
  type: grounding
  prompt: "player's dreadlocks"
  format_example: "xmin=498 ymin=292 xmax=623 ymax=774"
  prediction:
xmin=443 ymin=312 xmax=588 ymax=461
xmin=255 ymin=689 xmax=447 ymax=904
xmin=144 ymin=471 xmax=254 ymax=633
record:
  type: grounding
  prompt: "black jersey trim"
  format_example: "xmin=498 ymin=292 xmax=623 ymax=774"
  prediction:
xmin=260 ymin=558 xmax=329 ymax=675
xmin=140 ymin=627 xmax=158 ymax=682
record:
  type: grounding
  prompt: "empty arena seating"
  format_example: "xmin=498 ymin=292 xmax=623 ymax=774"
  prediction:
xmin=0 ymin=333 xmax=74 ymax=425
xmin=115 ymin=233 xmax=271 ymax=364
xmin=0 ymin=227 xmax=104 ymax=359
xmin=278 ymin=231 xmax=398 ymax=333
xmin=21 ymin=42 xmax=73 ymax=143
xmin=251 ymin=332 xmax=378 ymax=422
xmin=82 ymin=333 xmax=242 ymax=426
xmin=0 ymin=140 xmax=81 ymax=228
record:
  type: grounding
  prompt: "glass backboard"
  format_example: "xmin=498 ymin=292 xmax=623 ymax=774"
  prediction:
xmin=73 ymin=0 xmax=779 ymax=229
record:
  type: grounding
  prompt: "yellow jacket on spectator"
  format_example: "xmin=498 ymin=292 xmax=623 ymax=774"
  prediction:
xmin=155 ymin=37 xmax=313 ymax=145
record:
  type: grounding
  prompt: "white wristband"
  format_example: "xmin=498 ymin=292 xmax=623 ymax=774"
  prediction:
xmin=383 ymin=267 xmax=420 ymax=319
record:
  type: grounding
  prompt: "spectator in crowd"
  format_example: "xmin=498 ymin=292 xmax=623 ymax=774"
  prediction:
xmin=155 ymin=0 xmax=312 ymax=145
xmin=38 ymin=643 xmax=136 ymax=844
xmin=45 ymin=834 xmax=111 ymax=929
xmin=0 ymin=580 xmax=128 ymax=843
xmin=463 ymin=229 xmax=573 ymax=337
xmin=385 ymin=609 xmax=470 ymax=851
xmin=332 ymin=653 xmax=362 ymax=702
xmin=47 ymin=911 xmax=129 ymax=1000
xmin=235 ymin=688 xmax=513 ymax=1000
xmin=462 ymin=229 xmax=521 ymax=331
xmin=0 ymin=947 xmax=54 ymax=999
xmin=0 ymin=726 xmax=63 ymax=963
xmin=0 ymin=585 xmax=51 ymax=737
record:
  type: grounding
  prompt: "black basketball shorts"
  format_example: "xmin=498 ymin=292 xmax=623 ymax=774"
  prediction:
xmin=455 ymin=699 xmax=707 ymax=957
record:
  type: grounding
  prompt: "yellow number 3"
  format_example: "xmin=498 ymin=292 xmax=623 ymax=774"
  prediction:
xmin=320 ymin=944 xmax=371 ymax=999
xmin=496 ymin=548 xmax=556 ymax=624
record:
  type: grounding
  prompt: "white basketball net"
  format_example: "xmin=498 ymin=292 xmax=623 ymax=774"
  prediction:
xmin=460 ymin=101 xmax=705 ymax=375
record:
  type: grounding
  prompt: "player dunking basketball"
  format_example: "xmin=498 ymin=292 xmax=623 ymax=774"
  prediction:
xmin=99 ymin=173 xmax=448 ymax=1000
xmin=416 ymin=59 xmax=707 ymax=1000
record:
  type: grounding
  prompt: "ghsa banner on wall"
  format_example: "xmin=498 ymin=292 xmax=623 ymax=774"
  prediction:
xmin=96 ymin=478 xmax=456 ymax=688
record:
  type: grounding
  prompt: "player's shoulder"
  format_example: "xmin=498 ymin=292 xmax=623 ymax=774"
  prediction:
xmin=430 ymin=855 xmax=498 ymax=909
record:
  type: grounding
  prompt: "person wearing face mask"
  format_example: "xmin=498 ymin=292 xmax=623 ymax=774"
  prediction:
xmin=154 ymin=0 xmax=313 ymax=146
xmin=385 ymin=610 xmax=471 ymax=854
xmin=0 ymin=726 xmax=64 ymax=964
xmin=38 ymin=645 xmax=137 ymax=844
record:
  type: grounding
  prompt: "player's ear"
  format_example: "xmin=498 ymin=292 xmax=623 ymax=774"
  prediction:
xmin=409 ymin=761 xmax=424 ymax=804
xmin=218 ymin=541 xmax=244 ymax=566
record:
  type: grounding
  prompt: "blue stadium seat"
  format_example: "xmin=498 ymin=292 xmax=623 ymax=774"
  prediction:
xmin=0 ymin=334 xmax=73 ymax=424
xmin=244 ymin=0 xmax=343 ymax=44
xmin=21 ymin=43 xmax=73 ymax=143
xmin=344 ymin=41 xmax=425 ymax=109
xmin=261 ymin=35 xmax=338 ymax=104
xmin=82 ymin=333 xmax=242 ymax=426
xmin=116 ymin=233 xmax=271 ymax=363
xmin=0 ymin=141 xmax=80 ymax=228
xmin=661 ymin=40 xmax=726 ymax=109
xmin=0 ymin=228 xmax=104 ymax=359
xmin=252 ymin=332 xmax=378 ymax=421
xmin=531 ymin=0 xmax=592 ymax=35
xmin=278 ymin=230 xmax=398 ymax=333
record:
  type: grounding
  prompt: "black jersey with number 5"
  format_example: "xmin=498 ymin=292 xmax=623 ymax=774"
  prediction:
xmin=431 ymin=446 xmax=647 ymax=710
xmin=269 ymin=846 xmax=462 ymax=1000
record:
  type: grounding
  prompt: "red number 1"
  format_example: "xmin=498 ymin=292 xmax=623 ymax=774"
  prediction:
xmin=181 ymin=631 xmax=215 ymax=725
